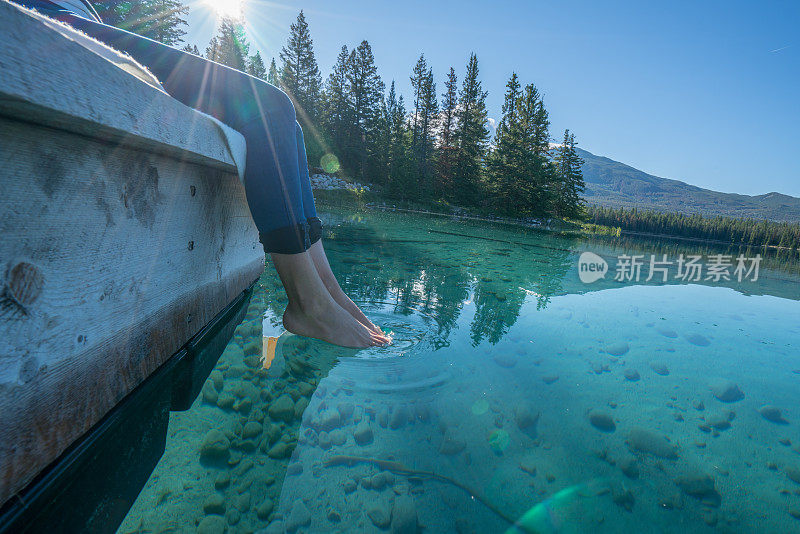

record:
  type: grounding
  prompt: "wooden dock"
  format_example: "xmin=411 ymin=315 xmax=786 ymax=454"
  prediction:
xmin=0 ymin=0 xmax=264 ymax=513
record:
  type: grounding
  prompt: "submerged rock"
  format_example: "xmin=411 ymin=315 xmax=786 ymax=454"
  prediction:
xmin=759 ymin=405 xmax=789 ymax=424
xmin=649 ymin=361 xmax=669 ymax=376
xmin=391 ymin=496 xmax=418 ymax=534
xmin=285 ymin=501 xmax=311 ymax=533
xmin=657 ymin=327 xmax=678 ymax=338
xmin=367 ymin=504 xmax=391 ymax=529
xmin=493 ymin=353 xmax=518 ymax=368
xmin=514 ymin=407 xmax=540 ymax=439
xmin=197 ymin=516 xmax=226 ymax=534
xmin=710 ymin=379 xmax=744 ymax=403
xmin=706 ymin=410 xmax=735 ymax=430
xmin=675 ymin=472 xmax=721 ymax=507
xmin=619 ymin=457 xmax=639 ymax=479
xmin=268 ymin=394 xmax=295 ymax=423
xmin=786 ymin=466 xmax=800 ymax=485
xmin=203 ymin=493 xmax=226 ymax=515
xmin=541 ymin=374 xmax=559 ymax=385
xmin=202 ymin=381 xmax=219 ymax=405
xmin=354 ymin=422 xmax=374 ymax=446
xmin=242 ymin=421 xmax=262 ymax=439
xmin=199 ymin=430 xmax=230 ymax=463
xmin=588 ymin=410 xmax=616 ymax=432
xmin=605 ymin=342 xmax=630 ymax=356
xmin=623 ymin=369 xmax=640 ymax=382
xmin=439 ymin=430 xmax=466 ymax=455
xmin=685 ymin=333 xmax=711 ymax=347
xmin=626 ymin=427 xmax=678 ymax=459
xmin=389 ymin=406 xmax=409 ymax=430
xmin=256 ymin=498 xmax=274 ymax=520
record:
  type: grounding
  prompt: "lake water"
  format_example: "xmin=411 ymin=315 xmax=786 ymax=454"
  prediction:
xmin=119 ymin=207 xmax=800 ymax=533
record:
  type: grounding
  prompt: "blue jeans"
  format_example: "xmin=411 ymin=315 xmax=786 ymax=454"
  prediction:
xmin=19 ymin=1 xmax=321 ymax=254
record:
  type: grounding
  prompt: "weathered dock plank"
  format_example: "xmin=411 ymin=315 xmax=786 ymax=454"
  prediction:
xmin=0 ymin=1 xmax=263 ymax=505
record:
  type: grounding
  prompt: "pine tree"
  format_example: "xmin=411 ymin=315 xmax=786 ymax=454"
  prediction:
xmin=322 ymin=46 xmax=352 ymax=172
xmin=453 ymin=53 xmax=490 ymax=206
xmin=552 ymin=130 xmax=586 ymax=219
xmin=436 ymin=67 xmax=458 ymax=198
xmin=516 ymin=83 xmax=555 ymax=216
xmin=347 ymin=41 xmax=385 ymax=181
xmin=384 ymin=81 xmax=411 ymax=194
xmin=94 ymin=0 xmax=189 ymax=46
xmin=279 ymin=11 xmax=322 ymax=121
xmin=205 ymin=18 xmax=249 ymax=71
xmin=181 ymin=43 xmax=200 ymax=55
xmin=267 ymin=58 xmax=280 ymax=86
xmin=408 ymin=55 xmax=438 ymax=198
xmin=247 ymin=51 xmax=267 ymax=79
xmin=487 ymin=72 xmax=525 ymax=214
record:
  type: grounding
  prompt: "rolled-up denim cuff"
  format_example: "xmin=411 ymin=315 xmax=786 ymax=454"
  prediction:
xmin=308 ymin=217 xmax=323 ymax=245
xmin=259 ymin=221 xmax=314 ymax=254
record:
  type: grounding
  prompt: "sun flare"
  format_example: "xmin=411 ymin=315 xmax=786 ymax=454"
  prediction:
xmin=206 ymin=0 xmax=243 ymax=19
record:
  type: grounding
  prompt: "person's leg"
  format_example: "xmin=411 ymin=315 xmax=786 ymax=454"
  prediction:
xmin=48 ymin=12 xmax=388 ymax=346
xmin=293 ymin=123 xmax=384 ymax=335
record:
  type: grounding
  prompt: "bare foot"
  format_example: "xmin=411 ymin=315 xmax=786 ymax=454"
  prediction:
xmin=282 ymin=299 xmax=390 ymax=348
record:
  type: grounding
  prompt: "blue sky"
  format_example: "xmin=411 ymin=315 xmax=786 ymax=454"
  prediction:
xmin=186 ymin=1 xmax=799 ymax=197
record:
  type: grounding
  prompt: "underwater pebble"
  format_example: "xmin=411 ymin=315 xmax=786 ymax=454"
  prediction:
xmin=623 ymin=369 xmax=640 ymax=382
xmin=391 ymin=496 xmax=419 ymax=533
xmin=541 ymin=374 xmax=559 ymax=385
xmin=493 ymin=353 xmax=518 ymax=368
xmin=685 ymin=333 xmax=711 ymax=347
xmin=649 ymin=361 xmax=669 ymax=376
xmin=203 ymin=493 xmax=226 ymax=515
xmin=439 ymin=430 xmax=466 ymax=455
xmin=605 ymin=342 xmax=630 ymax=356
xmin=675 ymin=472 xmax=721 ymax=507
xmin=627 ymin=427 xmax=678 ymax=459
xmin=197 ymin=515 xmax=226 ymax=534
xmin=786 ymin=466 xmax=800 ymax=485
xmin=285 ymin=501 xmax=311 ymax=533
xmin=330 ymin=429 xmax=347 ymax=446
xmin=371 ymin=472 xmax=389 ymax=491
xmin=378 ymin=407 xmax=389 ymax=428
xmin=209 ymin=370 xmax=224 ymax=391
xmin=779 ymin=438 xmax=792 ymax=447
xmin=619 ymin=457 xmax=639 ymax=479
xmin=515 ymin=407 xmax=540 ymax=439
xmin=657 ymin=327 xmax=678 ymax=338
xmin=201 ymin=381 xmax=218 ymax=404
xmin=268 ymin=394 xmax=295 ymax=423
xmin=343 ymin=479 xmax=357 ymax=494
xmin=318 ymin=431 xmax=332 ymax=450
xmin=693 ymin=400 xmax=705 ymax=411
xmin=214 ymin=472 xmax=230 ymax=490
xmin=368 ymin=504 xmax=391 ymax=529
xmin=293 ymin=397 xmax=309 ymax=420
xmin=337 ymin=402 xmax=355 ymax=422
xmin=588 ymin=410 xmax=616 ymax=432
xmin=759 ymin=405 xmax=789 ymax=424
xmin=267 ymin=442 xmax=288 ymax=459
xmin=389 ymin=406 xmax=409 ymax=430
xmin=354 ymin=422 xmax=374 ymax=446
xmin=256 ymin=498 xmax=274 ymax=520
xmin=519 ymin=456 xmax=537 ymax=476
xmin=710 ymin=379 xmax=744 ymax=403
xmin=242 ymin=421 xmax=262 ymax=439
xmin=790 ymin=508 xmax=800 ymax=521
xmin=225 ymin=508 xmax=241 ymax=526
xmin=706 ymin=410 xmax=735 ymax=430
xmin=327 ymin=507 xmax=341 ymax=523
xmin=199 ymin=430 xmax=230 ymax=463
xmin=216 ymin=393 xmax=235 ymax=410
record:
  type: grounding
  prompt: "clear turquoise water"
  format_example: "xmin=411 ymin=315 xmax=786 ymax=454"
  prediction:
xmin=120 ymin=208 xmax=800 ymax=533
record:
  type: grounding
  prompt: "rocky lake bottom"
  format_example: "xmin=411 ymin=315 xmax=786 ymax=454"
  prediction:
xmin=118 ymin=209 xmax=800 ymax=534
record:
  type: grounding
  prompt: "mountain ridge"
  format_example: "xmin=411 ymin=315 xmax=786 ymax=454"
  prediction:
xmin=576 ymin=147 xmax=800 ymax=222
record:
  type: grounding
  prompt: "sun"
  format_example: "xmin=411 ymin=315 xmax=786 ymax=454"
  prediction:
xmin=206 ymin=0 xmax=243 ymax=19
